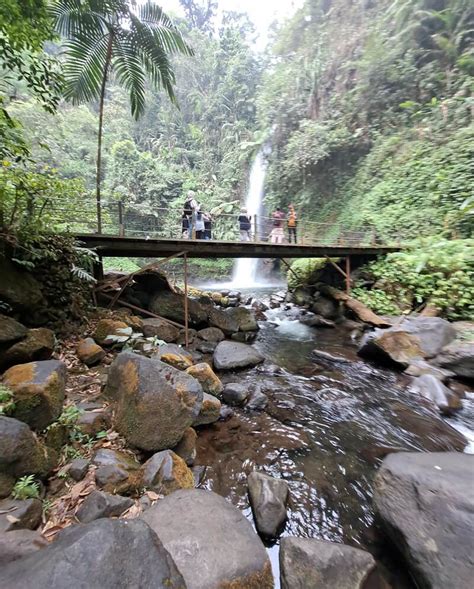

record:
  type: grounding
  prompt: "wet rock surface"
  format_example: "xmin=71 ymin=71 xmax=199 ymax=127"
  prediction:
xmin=193 ymin=392 xmax=221 ymax=426
xmin=185 ymin=362 xmax=223 ymax=396
xmin=410 ymin=374 xmax=462 ymax=415
xmin=142 ymin=489 xmax=273 ymax=589
xmin=0 ymin=518 xmax=186 ymax=589
xmin=222 ymin=382 xmax=249 ymax=405
xmin=213 ymin=340 xmax=264 ymax=370
xmin=434 ymin=341 xmax=474 ymax=380
xmin=279 ymin=537 xmax=376 ymax=589
xmin=247 ymin=471 xmax=289 ymax=537
xmin=374 ymin=452 xmax=474 ymax=589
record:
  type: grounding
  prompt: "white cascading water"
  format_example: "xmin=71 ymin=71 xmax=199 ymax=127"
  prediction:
xmin=231 ymin=149 xmax=268 ymax=287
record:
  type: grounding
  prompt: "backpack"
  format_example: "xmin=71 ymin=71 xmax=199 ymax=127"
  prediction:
xmin=183 ymin=200 xmax=192 ymax=216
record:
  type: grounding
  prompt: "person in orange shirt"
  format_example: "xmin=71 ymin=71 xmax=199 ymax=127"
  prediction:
xmin=287 ymin=204 xmax=297 ymax=243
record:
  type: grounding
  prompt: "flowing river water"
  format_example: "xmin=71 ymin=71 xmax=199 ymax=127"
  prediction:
xmin=193 ymin=287 xmax=474 ymax=588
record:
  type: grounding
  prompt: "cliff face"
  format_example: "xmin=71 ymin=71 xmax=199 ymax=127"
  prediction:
xmin=258 ymin=0 xmax=474 ymax=240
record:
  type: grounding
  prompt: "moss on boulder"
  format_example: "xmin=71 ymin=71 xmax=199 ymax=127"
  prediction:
xmin=141 ymin=450 xmax=194 ymax=495
xmin=186 ymin=363 xmax=223 ymax=397
xmin=93 ymin=319 xmax=130 ymax=346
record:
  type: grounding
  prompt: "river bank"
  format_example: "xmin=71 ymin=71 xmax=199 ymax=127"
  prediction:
xmin=0 ymin=273 xmax=473 ymax=588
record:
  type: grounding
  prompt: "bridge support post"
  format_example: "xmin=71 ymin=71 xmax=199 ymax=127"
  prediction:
xmin=118 ymin=200 xmax=125 ymax=237
xmin=184 ymin=253 xmax=189 ymax=348
xmin=253 ymin=214 xmax=258 ymax=242
xmin=345 ymin=256 xmax=351 ymax=295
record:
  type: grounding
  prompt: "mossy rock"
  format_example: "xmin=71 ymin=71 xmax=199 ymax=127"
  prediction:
xmin=1 ymin=328 xmax=55 ymax=370
xmin=3 ymin=360 xmax=66 ymax=431
xmin=141 ymin=450 xmax=194 ymax=495
xmin=186 ymin=363 xmax=223 ymax=397
xmin=93 ymin=319 xmax=130 ymax=346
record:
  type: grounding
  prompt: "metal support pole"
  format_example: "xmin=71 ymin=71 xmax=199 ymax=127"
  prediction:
xmin=184 ymin=253 xmax=189 ymax=348
xmin=253 ymin=214 xmax=258 ymax=242
xmin=118 ymin=200 xmax=125 ymax=237
xmin=345 ymin=256 xmax=351 ymax=295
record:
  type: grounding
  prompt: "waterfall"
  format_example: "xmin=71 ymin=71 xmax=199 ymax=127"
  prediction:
xmin=231 ymin=149 xmax=268 ymax=287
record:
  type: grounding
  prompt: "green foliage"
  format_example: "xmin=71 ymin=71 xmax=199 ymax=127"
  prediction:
xmin=0 ymin=383 xmax=16 ymax=415
xmin=57 ymin=405 xmax=82 ymax=426
xmin=353 ymin=238 xmax=474 ymax=319
xmin=12 ymin=475 xmax=40 ymax=500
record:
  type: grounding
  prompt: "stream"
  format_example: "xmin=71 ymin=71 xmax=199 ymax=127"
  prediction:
xmin=193 ymin=287 xmax=474 ymax=588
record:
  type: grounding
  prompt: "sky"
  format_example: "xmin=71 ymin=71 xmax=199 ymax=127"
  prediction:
xmin=157 ymin=0 xmax=304 ymax=48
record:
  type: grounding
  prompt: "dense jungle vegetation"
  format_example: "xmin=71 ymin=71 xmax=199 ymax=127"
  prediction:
xmin=0 ymin=0 xmax=473 ymax=318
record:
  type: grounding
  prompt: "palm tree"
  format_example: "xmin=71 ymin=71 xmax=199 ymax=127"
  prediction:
xmin=50 ymin=0 xmax=193 ymax=233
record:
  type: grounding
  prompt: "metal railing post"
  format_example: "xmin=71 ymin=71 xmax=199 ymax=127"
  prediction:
xmin=118 ymin=200 xmax=125 ymax=237
xmin=254 ymin=214 xmax=258 ymax=242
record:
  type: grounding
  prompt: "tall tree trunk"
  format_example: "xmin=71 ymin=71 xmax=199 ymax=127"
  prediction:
xmin=96 ymin=34 xmax=114 ymax=234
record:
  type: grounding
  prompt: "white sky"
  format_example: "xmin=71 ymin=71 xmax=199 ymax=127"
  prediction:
xmin=158 ymin=0 xmax=304 ymax=47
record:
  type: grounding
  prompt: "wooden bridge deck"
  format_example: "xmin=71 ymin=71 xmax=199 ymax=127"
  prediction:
xmin=75 ymin=234 xmax=399 ymax=259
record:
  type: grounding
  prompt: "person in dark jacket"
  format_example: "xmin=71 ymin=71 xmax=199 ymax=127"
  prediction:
xmin=238 ymin=208 xmax=252 ymax=241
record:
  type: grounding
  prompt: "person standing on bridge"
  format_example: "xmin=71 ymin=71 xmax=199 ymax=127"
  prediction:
xmin=238 ymin=208 xmax=252 ymax=241
xmin=183 ymin=190 xmax=199 ymax=239
xmin=287 ymin=204 xmax=297 ymax=243
xmin=270 ymin=207 xmax=285 ymax=244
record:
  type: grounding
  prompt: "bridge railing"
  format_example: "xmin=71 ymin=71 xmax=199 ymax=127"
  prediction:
xmin=45 ymin=197 xmax=393 ymax=248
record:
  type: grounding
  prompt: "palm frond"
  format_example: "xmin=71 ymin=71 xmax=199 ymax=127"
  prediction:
xmin=136 ymin=3 xmax=194 ymax=57
xmin=62 ymin=32 xmax=111 ymax=103
xmin=112 ymin=33 xmax=147 ymax=118
xmin=49 ymin=0 xmax=110 ymax=38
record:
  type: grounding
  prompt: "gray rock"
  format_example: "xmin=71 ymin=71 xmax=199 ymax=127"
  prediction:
xmin=193 ymin=392 xmax=221 ymax=426
xmin=208 ymin=307 xmax=240 ymax=335
xmin=0 ymin=258 xmax=46 ymax=322
xmin=77 ymin=408 xmax=111 ymax=436
xmin=105 ymin=352 xmax=202 ymax=451
xmin=0 ymin=499 xmax=43 ymax=533
xmin=299 ymin=313 xmax=335 ymax=327
xmin=3 ymin=360 xmax=66 ymax=430
xmin=141 ymin=450 xmax=194 ymax=495
xmin=92 ymin=448 xmax=141 ymax=495
xmin=0 ymin=530 xmax=47 ymax=565
xmin=226 ymin=307 xmax=259 ymax=332
xmin=279 ymin=537 xmax=376 ymax=589
xmin=197 ymin=327 xmax=225 ymax=343
xmin=433 ymin=341 xmax=474 ymax=380
xmin=248 ymin=472 xmax=289 ymax=537
xmin=142 ymin=318 xmax=180 ymax=342
xmin=230 ymin=331 xmax=257 ymax=343
xmin=76 ymin=337 xmax=106 ymax=366
xmin=374 ymin=451 xmax=474 ymax=589
xmin=195 ymin=340 xmax=217 ymax=354
xmin=311 ymin=295 xmax=340 ymax=319
xmin=141 ymin=489 xmax=273 ymax=589
xmin=410 ymin=374 xmax=462 ymax=415
xmin=219 ymin=405 xmax=234 ymax=420
xmin=292 ymin=286 xmax=313 ymax=306
xmin=245 ymin=387 xmax=268 ymax=411
xmin=149 ymin=290 xmax=208 ymax=326
xmin=0 ymin=315 xmax=27 ymax=345
xmin=213 ymin=341 xmax=264 ymax=371
xmin=1 ymin=328 xmax=55 ymax=369
xmin=222 ymin=382 xmax=249 ymax=406
xmin=404 ymin=359 xmax=454 ymax=381
xmin=76 ymin=490 xmax=133 ymax=523
xmin=0 ymin=416 xmax=56 ymax=482
xmin=312 ymin=349 xmax=352 ymax=364
xmin=191 ymin=465 xmax=207 ymax=487
xmin=68 ymin=458 xmax=89 ymax=482
xmin=0 ymin=518 xmax=186 ymax=589
xmin=172 ymin=427 xmax=197 ymax=466
xmin=399 ymin=317 xmax=456 ymax=358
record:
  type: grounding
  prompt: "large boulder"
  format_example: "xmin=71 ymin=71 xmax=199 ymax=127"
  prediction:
xmin=247 ymin=472 xmax=289 ymax=537
xmin=1 ymin=328 xmax=55 ymax=369
xmin=279 ymin=537 xmax=376 ymax=589
xmin=226 ymin=307 xmax=259 ymax=332
xmin=105 ymin=352 xmax=202 ymax=451
xmin=0 ymin=416 xmax=56 ymax=492
xmin=150 ymin=291 xmax=208 ymax=326
xmin=193 ymin=393 xmax=221 ymax=426
xmin=76 ymin=338 xmax=106 ymax=366
xmin=410 ymin=374 xmax=462 ymax=415
xmin=0 ymin=529 xmax=47 ymax=566
xmin=0 ymin=498 xmax=43 ymax=533
xmin=3 ymin=360 xmax=66 ymax=430
xmin=0 ymin=258 xmax=46 ymax=324
xmin=186 ymin=362 xmax=223 ymax=396
xmin=433 ymin=341 xmax=474 ymax=380
xmin=0 ymin=518 xmax=186 ymax=589
xmin=292 ymin=286 xmax=313 ymax=306
xmin=142 ymin=450 xmax=194 ymax=495
xmin=213 ymin=341 xmax=264 ymax=371
xmin=208 ymin=307 xmax=239 ymax=335
xmin=142 ymin=489 xmax=273 ymax=589
xmin=0 ymin=315 xmax=27 ymax=345
xmin=142 ymin=318 xmax=180 ymax=343
xmin=373 ymin=452 xmax=474 ymax=589
xmin=359 ymin=317 xmax=456 ymax=368
xmin=311 ymin=295 xmax=340 ymax=319
xmin=92 ymin=448 xmax=141 ymax=495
